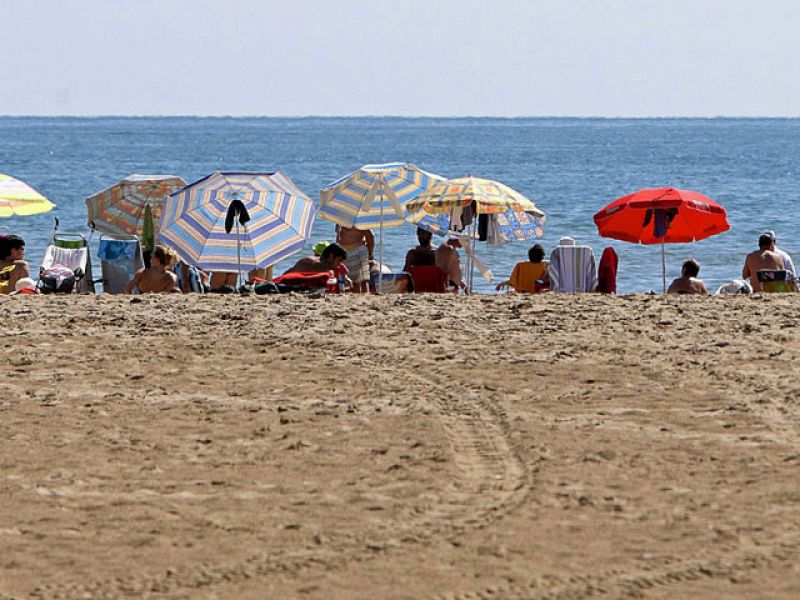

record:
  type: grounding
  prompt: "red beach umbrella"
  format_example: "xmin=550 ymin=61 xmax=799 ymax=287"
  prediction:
xmin=593 ymin=187 xmax=730 ymax=292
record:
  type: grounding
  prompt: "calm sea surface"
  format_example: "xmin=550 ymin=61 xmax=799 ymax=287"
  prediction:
xmin=1 ymin=117 xmax=798 ymax=294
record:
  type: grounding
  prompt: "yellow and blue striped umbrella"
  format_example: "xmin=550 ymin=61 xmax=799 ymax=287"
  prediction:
xmin=86 ymin=174 xmax=186 ymax=237
xmin=160 ymin=171 xmax=315 ymax=271
xmin=405 ymin=176 xmax=540 ymax=215
xmin=319 ymin=163 xmax=443 ymax=229
xmin=0 ymin=174 xmax=56 ymax=217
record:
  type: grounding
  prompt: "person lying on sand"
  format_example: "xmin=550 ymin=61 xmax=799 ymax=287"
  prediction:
xmin=284 ymin=243 xmax=347 ymax=274
xmin=124 ymin=245 xmax=178 ymax=294
xmin=667 ymin=259 xmax=708 ymax=295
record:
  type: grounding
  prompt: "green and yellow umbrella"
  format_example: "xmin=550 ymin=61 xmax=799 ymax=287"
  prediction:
xmin=0 ymin=174 xmax=56 ymax=217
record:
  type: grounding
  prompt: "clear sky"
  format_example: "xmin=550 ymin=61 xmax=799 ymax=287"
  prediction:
xmin=3 ymin=0 xmax=798 ymax=117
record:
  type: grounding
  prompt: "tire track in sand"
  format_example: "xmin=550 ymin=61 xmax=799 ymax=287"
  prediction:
xmin=30 ymin=339 xmax=531 ymax=598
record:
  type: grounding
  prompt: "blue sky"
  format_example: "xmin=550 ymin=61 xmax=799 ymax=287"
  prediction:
xmin=3 ymin=0 xmax=798 ymax=116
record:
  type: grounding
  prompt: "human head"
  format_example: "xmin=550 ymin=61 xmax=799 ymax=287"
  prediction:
xmin=681 ymin=259 xmax=700 ymax=278
xmin=416 ymin=227 xmax=433 ymax=247
xmin=758 ymin=234 xmax=774 ymax=250
xmin=0 ymin=234 xmax=25 ymax=260
xmin=151 ymin=245 xmax=173 ymax=267
xmin=321 ymin=242 xmax=347 ymax=268
xmin=528 ymin=244 xmax=545 ymax=263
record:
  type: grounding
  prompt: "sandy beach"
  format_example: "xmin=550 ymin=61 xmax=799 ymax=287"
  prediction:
xmin=2 ymin=293 xmax=800 ymax=599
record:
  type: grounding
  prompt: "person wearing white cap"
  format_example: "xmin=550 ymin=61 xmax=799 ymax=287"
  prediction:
xmin=763 ymin=230 xmax=795 ymax=276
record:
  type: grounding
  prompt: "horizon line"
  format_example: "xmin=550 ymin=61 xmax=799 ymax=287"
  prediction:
xmin=1 ymin=114 xmax=799 ymax=120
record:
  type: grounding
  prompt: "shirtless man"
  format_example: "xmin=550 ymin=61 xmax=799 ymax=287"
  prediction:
xmin=284 ymin=243 xmax=347 ymax=274
xmin=667 ymin=259 xmax=709 ymax=295
xmin=336 ymin=225 xmax=374 ymax=293
xmin=436 ymin=238 xmax=468 ymax=293
xmin=124 ymin=245 xmax=178 ymax=294
xmin=742 ymin=234 xmax=785 ymax=292
xmin=403 ymin=227 xmax=436 ymax=270
xmin=0 ymin=235 xmax=30 ymax=295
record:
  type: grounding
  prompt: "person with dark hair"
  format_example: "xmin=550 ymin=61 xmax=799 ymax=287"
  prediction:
xmin=284 ymin=242 xmax=347 ymax=274
xmin=742 ymin=234 xmax=784 ymax=292
xmin=403 ymin=227 xmax=437 ymax=270
xmin=495 ymin=243 xmax=550 ymax=293
xmin=0 ymin=234 xmax=30 ymax=295
xmin=124 ymin=244 xmax=178 ymax=294
xmin=667 ymin=259 xmax=709 ymax=295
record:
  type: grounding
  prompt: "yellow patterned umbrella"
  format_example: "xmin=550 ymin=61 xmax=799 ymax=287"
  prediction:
xmin=0 ymin=174 xmax=56 ymax=217
xmin=404 ymin=175 xmax=541 ymax=215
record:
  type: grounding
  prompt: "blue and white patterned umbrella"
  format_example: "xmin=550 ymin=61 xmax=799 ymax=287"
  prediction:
xmin=319 ymin=163 xmax=443 ymax=229
xmin=160 ymin=171 xmax=315 ymax=272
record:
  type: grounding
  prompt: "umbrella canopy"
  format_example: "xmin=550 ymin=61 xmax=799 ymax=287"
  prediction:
xmin=405 ymin=176 xmax=540 ymax=215
xmin=319 ymin=162 xmax=443 ymax=229
xmin=86 ymin=174 xmax=186 ymax=237
xmin=593 ymin=187 xmax=730 ymax=292
xmin=0 ymin=174 xmax=56 ymax=217
xmin=160 ymin=171 xmax=315 ymax=272
xmin=593 ymin=187 xmax=729 ymax=244
xmin=410 ymin=207 xmax=546 ymax=244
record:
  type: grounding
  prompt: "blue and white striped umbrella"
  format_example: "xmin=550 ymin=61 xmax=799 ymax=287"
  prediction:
xmin=160 ymin=171 xmax=315 ymax=271
xmin=319 ymin=163 xmax=443 ymax=229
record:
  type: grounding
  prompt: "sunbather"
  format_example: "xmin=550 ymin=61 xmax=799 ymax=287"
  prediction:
xmin=403 ymin=227 xmax=437 ymax=271
xmin=742 ymin=234 xmax=784 ymax=292
xmin=284 ymin=243 xmax=347 ymax=274
xmin=124 ymin=245 xmax=178 ymax=294
xmin=0 ymin=235 xmax=30 ymax=295
xmin=667 ymin=259 xmax=708 ymax=295
xmin=495 ymin=243 xmax=549 ymax=293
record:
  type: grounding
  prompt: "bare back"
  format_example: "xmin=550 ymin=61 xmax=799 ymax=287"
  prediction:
xmin=743 ymin=250 xmax=784 ymax=291
xmin=126 ymin=267 xmax=177 ymax=294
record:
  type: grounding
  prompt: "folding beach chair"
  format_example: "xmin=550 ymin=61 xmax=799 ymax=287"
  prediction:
xmin=757 ymin=269 xmax=797 ymax=293
xmin=549 ymin=240 xmax=597 ymax=293
xmin=98 ymin=234 xmax=144 ymax=294
xmin=408 ymin=265 xmax=449 ymax=293
xmin=39 ymin=232 xmax=95 ymax=294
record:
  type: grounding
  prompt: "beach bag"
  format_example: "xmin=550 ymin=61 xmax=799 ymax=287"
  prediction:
xmin=38 ymin=264 xmax=77 ymax=294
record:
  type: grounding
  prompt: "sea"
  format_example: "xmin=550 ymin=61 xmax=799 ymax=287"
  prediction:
xmin=1 ymin=116 xmax=798 ymax=294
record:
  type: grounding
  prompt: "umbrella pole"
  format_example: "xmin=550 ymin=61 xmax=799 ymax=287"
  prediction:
xmin=379 ymin=188 xmax=384 ymax=295
xmin=236 ymin=217 xmax=242 ymax=290
xmin=661 ymin=241 xmax=666 ymax=293
xmin=468 ymin=220 xmax=477 ymax=293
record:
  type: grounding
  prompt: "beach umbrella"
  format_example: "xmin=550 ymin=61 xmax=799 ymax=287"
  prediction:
xmin=0 ymin=174 xmax=56 ymax=217
xmin=86 ymin=174 xmax=186 ymax=238
xmin=406 ymin=176 xmax=543 ymax=289
xmin=404 ymin=175 xmax=539 ymax=216
xmin=319 ymin=162 xmax=443 ymax=291
xmin=409 ymin=205 xmax=546 ymax=244
xmin=160 ymin=171 xmax=315 ymax=282
xmin=593 ymin=187 xmax=730 ymax=292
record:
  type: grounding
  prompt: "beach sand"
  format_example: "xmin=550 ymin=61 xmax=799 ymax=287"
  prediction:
xmin=2 ymin=293 xmax=800 ymax=599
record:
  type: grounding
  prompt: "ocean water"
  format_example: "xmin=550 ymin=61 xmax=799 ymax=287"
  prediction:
xmin=1 ymin=116 xmax=798 ymax=294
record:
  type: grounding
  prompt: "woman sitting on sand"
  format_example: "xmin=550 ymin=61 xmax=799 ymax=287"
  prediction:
xmin=495 ymin=244 xmax=550 ymax=293
xmin=124 ymin=245 xmax=179 ymax=294
xmin=0 ymin=235 xmax=30 ymax=295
